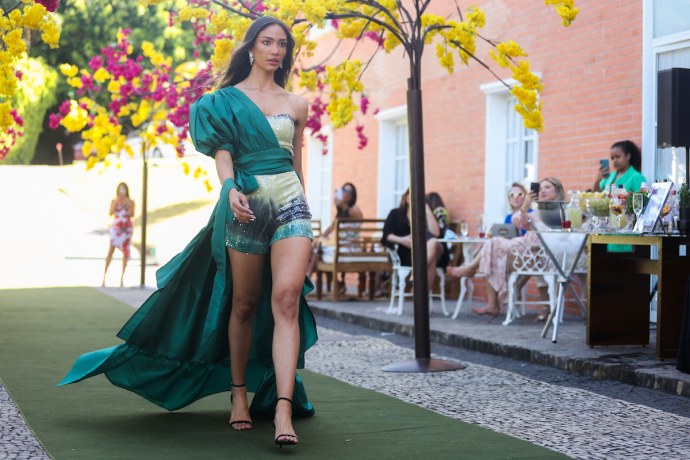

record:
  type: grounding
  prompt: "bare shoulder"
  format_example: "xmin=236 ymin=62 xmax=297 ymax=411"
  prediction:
xmin=287 ymin=93 xmax=309 ymax=117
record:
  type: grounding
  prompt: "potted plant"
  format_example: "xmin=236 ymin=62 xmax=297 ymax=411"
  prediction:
xmin=679 ymin=182 xmax=690 ymax=235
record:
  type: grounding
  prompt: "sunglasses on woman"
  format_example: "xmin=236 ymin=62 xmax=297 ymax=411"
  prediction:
xmin=508 ymin=191 xmax=524 ymax=199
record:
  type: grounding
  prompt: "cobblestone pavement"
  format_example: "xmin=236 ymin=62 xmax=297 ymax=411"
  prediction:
xmin=307 ymin=325 xmax=690 ymax=460
xmin=0 ymin=382 xmax=50 ymax=460
xmin=314 ymin=316 xmax=690 ymax=419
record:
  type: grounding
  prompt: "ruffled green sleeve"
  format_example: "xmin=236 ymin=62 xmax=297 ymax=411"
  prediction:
xmin=189 ymin=92 xmax=238 ymax=158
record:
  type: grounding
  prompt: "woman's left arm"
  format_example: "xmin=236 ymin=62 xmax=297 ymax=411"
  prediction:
xmin=291 ymin=95 xmax=309 ymax=188
xmin=426 ymin=203 xmax=440 ymax=237
xmin=128 ymin=199 xmax=135 ymax=216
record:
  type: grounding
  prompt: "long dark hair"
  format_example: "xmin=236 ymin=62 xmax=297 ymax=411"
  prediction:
xmin=398 ymin=188 xmax=410 ymax=213
xmin=611 ymin=140 xmax=642 ymax=172
xmin=214 ymin=16 xmax=295 ymax=90
xmin=426 ymin=192 xmax=445 ymax=210
xmin=116 ymin=182 xmax=130 ymax=198
xmin=336 ymin=182 xmax=358 ymax=218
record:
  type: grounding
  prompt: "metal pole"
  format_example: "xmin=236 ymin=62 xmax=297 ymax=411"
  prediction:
xmin=407 ymin=85 xmax=431 ymax=360
xmin=140 ymin=141 xmax=148 ymax=287
xmin=382 ymin=77 xmax=464 ymax=373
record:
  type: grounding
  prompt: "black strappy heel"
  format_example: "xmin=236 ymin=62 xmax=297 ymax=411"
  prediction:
xmin=274 ymin=397 xmax=298 ymax=448
xmin=229 ymin=383 xmax=253 ymax=430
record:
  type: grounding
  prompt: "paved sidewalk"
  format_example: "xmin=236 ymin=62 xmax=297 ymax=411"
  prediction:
xmin=305 ymin=294 xmax=690 ymax=398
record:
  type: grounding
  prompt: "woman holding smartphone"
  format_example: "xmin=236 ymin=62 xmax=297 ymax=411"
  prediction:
xmin=593 ymin=140 xmax=647 ymax=192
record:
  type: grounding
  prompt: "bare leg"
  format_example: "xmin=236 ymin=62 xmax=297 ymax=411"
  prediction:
xmin=426 ymin=239 xmax=441 ymax=287
xmin=227 ymin=248 xmax=265 ymax=430
xmin=472 ymin=285 xmax=501 ymax=322
xmin=120 ymin=253 xmax=128 ymax=287
xmin=446 ymin=252 xmax=481 ymax=279
xmin=535 ymin=285 xmax=550 ymax=320
xmin=270 ymin=236 xmax=311 ymax=445
xmin=103 ymin=245 xmax=116 ymax=286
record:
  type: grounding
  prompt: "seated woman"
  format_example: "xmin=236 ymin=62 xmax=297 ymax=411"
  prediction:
xmin=593 ymin=140 xmax=646 ymax=193
xmin=427 ymin=192 xmax=451 ymax=237
xmin=446 ymin=177 xmax=565 ymax=321
xmin=505 ymin=182 xmax=532 ymax=236
xmin=426 ymin=191 xmax=452 ymax=265
xmin=382 ymin=189 xmax=448 ymax=290
xmin=321 ymin=182 xmax=364 ymax=237
xmin=314 ymin=182 xmax=363 ymax=294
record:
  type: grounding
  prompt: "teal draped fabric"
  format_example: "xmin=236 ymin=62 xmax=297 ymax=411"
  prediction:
xmin=58 ymin=87 xmax=318 ymax=416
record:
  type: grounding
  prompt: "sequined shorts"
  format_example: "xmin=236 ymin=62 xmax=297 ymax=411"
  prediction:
xmin=226 ymin=171 xmax=313 ymax=254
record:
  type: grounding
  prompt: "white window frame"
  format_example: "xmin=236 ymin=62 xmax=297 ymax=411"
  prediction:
xmin=306 ymin=126 xmax=334 ymax=229
xmin=375 ymin=105 xmax=409 ymax=218
xmin=642 ymin=0 xmax=690 ymax=183
xmin=480 ymin=77 xmax=540 ymax=227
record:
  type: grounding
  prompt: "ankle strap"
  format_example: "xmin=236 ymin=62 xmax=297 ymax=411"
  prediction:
xmin=231 ymin=383 xmax=246 ymax=388
xmin=276 ymin=397 xmax=292 ymax=404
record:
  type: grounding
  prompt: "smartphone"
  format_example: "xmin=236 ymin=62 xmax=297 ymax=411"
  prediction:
xmin=335 ymin=188 xmax=343 ymax=200
xmin=600 ymin=159 xmax=610 ymax=178
xmin=529 ymin=182 xmax=540 ymax=195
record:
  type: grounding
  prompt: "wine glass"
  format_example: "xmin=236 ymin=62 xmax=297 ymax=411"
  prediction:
xmin=609 ymin=200 xmax=625 ymax=232
xmin=460 ymin=221 xmax=469 ymax=237
xmin=632 ymin=193 xmax=644 ymax=232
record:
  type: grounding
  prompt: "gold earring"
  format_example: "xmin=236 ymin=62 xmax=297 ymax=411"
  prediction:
xmin=249 ymin=51 xmax=254 ymax=65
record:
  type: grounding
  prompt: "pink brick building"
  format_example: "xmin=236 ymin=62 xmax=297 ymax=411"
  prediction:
xmin=303 ymin=0 xmax=689 ymax=233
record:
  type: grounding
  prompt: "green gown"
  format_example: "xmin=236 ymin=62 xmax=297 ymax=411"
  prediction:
xmin=58 ymin=86 xmax=318 ymax=417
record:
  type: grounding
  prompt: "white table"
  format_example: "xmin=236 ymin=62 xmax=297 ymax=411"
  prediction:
xmin=438 ymin=237 xmax=488 ymax=319
xmin=532 ymin=230 xmax=589 ymax=342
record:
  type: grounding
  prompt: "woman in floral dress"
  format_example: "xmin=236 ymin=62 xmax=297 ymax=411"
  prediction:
xmin=103 ymin=182 xmax=134 ymax=287
xmin=447 ymin=177 xmax=565 ymax=321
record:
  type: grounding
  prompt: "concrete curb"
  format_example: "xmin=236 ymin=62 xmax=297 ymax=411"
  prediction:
xmin=310 ymin=304 xmax=690 ymax=398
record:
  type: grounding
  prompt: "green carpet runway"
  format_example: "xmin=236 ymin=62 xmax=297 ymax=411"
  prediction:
xmin=0 ymin=287 xmax=567 ymax=459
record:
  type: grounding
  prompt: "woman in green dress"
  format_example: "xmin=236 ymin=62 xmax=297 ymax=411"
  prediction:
xmin=59 ymin=16 xmax=317 ymax=448
xmin=593 ymin=140 xmax=647 ymax=192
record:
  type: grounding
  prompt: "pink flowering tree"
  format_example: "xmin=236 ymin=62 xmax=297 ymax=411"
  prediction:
xmin=50 ymin=28 xmax=214 ymax=189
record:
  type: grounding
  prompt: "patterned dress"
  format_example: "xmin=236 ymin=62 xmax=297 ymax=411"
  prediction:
xmin=109 ymin=201 xmax=132 ymax=259
xmin=478 ymin=231 xmax=541 ymax=305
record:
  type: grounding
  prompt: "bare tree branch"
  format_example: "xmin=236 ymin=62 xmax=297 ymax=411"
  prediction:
xmin=4 ymin=1 xmax=22 ymax=15
xmin=358 ymin=29 xmax=385 ymax=79
xmin=396 ymin=0 xmax=414 ymax=40
xmin=449 ymin=39 xmax=513 ymax=92
xmin=209 ymin=0 xmax=257 ymax=19
xmin=453 ymin=0 xmax=464 ymax=21
xmin=345 ymin=0 xmax=405 ymax=36
xmin=326 ymin=10 xmax=411 ymax=55
xmin=301 ymin=39 xmax=346 ymax=71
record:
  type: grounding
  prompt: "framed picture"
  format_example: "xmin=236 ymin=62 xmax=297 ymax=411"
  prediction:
xmin=635 ymin=181 xmax=673 ymax=233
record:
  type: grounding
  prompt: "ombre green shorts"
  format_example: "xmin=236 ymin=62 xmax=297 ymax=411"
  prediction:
xmin=226 ymin=171 xmax=313 ymax=254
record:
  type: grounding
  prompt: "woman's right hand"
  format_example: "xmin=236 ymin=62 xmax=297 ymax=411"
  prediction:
xmin=595 ymin=164 xmax=608 ymax=183
xmin=229 ymin=189 xmax=254 ymax=223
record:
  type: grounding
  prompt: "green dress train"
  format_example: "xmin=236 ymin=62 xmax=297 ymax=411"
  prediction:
xmin=58 ymin=86 xmax=318 ymax=417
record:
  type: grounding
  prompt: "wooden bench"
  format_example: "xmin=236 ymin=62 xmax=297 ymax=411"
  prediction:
xmin=310 ymin=219 xmax=322 ymax=239
xmin=314 ymin=218 xmax=391 ymax=301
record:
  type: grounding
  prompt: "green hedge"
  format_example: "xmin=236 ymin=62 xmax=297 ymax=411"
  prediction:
xmin=3 ymin=58 xmax=59 ymax=165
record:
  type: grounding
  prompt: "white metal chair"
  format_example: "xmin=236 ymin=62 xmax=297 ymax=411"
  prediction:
xmin=386 ymin=248 xmax=448 ymax=316
xmin=450 ymin=240 xmax=487 ymax=319
xmin=503 ymin=245 xmax=558 ymax=326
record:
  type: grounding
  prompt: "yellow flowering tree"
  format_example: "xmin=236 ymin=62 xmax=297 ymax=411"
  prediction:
xmin=0 ymin=0 xmax=60 ymax=159
xmin=135 ymin=0 xmax=579 ymax=367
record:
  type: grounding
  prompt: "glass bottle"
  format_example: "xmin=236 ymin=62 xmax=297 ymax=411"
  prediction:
xmin=565 ymin=190 xmax=583 ymax=230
